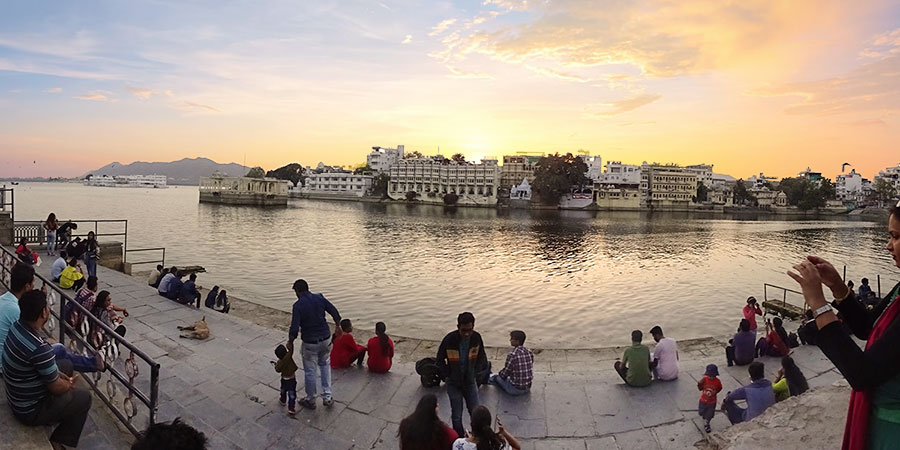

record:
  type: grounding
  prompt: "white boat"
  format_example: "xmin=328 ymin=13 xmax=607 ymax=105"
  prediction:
xmin=85 ymin=174 xmax=168 ymax=188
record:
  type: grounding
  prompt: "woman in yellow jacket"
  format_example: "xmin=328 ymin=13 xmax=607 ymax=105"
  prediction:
xmin=59 ymin=258 xmax=85 ymax=291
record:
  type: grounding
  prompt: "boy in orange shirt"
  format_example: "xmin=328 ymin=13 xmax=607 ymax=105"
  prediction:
xmin=698 ymin=364 xmax=723 ymax=433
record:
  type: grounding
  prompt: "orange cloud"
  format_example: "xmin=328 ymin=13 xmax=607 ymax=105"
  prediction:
xmin=584 ymin=94 xmax=662 ymax=117
xmin=73 ymin=90 xmax=116 ymax=102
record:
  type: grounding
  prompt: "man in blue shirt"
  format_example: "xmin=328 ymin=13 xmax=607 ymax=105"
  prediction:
xmin=722 ymin=361 xmax=776 ymax=424
xmin=50 ymin=250 xmax=68 ymax=282
xmin=180 ymin=273 xmax=202 ymax=308
xmin=4 ymin=289 xmax=92 ymax=449
xmin=287 ymin=279 xmax=341 ymax=410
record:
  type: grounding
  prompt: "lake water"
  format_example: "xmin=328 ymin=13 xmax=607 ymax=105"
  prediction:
xmin=8 ymin=182 xmax=898 ymax=347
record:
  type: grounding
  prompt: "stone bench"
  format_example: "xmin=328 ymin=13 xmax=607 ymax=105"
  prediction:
xmin=0 ymin=383 xmax=53 ymax=449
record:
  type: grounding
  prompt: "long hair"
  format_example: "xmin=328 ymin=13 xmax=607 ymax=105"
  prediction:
xmin=376 ymin=321 xmax=392 ymax=356
xmin=46 ymin=213 xmax=56 ymax=227
xmin=92 ymin=290 xmax=111 ymax=317
xmin=772 ymin=317 xmax=789 ymax=345
xmin=470 ymin=406 xmax=506 ymax=450
xmin=398 ymin=394 xmax=446 ymax=450
xmin=781 ymin=356 xmax=808 ymax=396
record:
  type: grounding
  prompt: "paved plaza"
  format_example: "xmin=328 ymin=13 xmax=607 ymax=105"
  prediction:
xmin=2 ymin=259 xmax=844 ymax=449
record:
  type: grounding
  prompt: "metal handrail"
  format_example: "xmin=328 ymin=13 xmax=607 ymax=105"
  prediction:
xmin=125 ymin=247 xmax=166 ymax=268
xmin=0 ymin=246 xmax=160 ymax=437
xmin=763 ymin=283 xmax=805 ymax=313
xmin=15 ymin=219 xmax=128 ymax=264
xmin=0 ymin=187 xmax=13 ymax=223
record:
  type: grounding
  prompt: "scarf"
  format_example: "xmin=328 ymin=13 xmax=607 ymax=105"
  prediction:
xmin=844 ymin=294 xmax=900 ymax=450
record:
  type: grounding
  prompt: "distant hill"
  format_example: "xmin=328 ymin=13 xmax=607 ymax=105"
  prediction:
xmin=85 ymin=157 xmax=250 ymax=185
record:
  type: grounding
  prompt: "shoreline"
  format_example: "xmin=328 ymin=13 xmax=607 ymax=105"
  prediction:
xmin=131 ymin=271 xmax=729 ymax=353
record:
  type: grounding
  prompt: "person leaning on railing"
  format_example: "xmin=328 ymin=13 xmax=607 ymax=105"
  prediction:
xmin=788 ymin=201 xmax=900 ymax=450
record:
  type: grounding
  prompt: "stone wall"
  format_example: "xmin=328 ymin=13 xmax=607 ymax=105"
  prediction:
xmin=98 ymin=241 xmax=124 ymax=272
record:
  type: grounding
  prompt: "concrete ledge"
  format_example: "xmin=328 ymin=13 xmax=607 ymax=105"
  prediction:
xmin=0 ymin=383 xmax=53 ymax=449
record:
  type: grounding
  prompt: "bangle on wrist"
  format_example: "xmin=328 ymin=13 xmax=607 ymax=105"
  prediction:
xmin=833 ymin=285 xmax=851 ymax=303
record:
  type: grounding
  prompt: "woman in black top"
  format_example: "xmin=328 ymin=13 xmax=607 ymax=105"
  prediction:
xmin=788 ymin=203 xmax=900 ymax=450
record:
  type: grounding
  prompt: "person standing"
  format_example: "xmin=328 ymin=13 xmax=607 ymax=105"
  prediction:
xmin=436 ymin=312 xmax=488 ymax=438
xmin=721 ymin=361 xmax=775 ymax=425
xmin=743 ymin=297 xmax=763 ymax=333
xmin=489 ymin=330 xmax=533 ymax=396
xmin=649 ymin=325 xmax=678 ymax=381
xmin=614 ymin=330 xmax=652 ymax=387
xmin=44 ymin=213 xmax=58 ymax=256
xmin=3 ymin=290 xmax=93 ymax=450
xmin=83 ymin=231 xmax=100 ymax=278
xmin=287 ymin=279 xmax=341 ymax=410
xmin=697 ymin=364 xmax=722 ymax=433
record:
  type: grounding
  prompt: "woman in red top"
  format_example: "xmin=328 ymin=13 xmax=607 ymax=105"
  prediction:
xmin=330 ymin=319 xmax=366 ymax=368
xmin=367 ymin=321 xmax=394 ymax=373
xmin=399 ymin=394 xmax=457 ymax=450
xmin=755 ymin=317 xmax=790 ymax=357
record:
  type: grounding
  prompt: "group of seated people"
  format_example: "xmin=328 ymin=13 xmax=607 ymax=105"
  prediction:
xmin=613 ymin=325 xmax=680 ymax=387
xmin=150 ymin=265 xmax=229 ymax=313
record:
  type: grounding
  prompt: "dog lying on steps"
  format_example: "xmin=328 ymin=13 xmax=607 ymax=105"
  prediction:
xmin=177 ymin=316 xmax=210 ymax=340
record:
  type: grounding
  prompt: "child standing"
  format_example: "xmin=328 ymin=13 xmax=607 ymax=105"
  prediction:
xmin=697 ymin=364 xmax=723 ymax=433
xmin=274 ymin=344 xmax=298 ymax=415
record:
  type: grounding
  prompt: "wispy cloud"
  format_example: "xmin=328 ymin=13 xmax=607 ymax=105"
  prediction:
xmin=401 ymin=35 xmax=412 ymax=45
xmin=584 ymin=94 xmax=662 ymax=117
xmin=446 ymin=65 xmax=493 ymax=79
xmin=125 ymin=86 xmax=161 ymax=100
xmin=526 ymin=66 xmax=590 ymax=82
xmin=44 ymin=87 xmax=63 ymax=93
xmin=73 ymin=90 xmax=116 ymax=102
xmin=174 ymin=101 xmax=221 ymax=113
xmin=429 ymin=18 xmax=457 ymax=37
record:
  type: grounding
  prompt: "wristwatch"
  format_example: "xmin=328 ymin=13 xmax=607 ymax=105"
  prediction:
xmin=814 ymin=304 xmax=833 ymax=318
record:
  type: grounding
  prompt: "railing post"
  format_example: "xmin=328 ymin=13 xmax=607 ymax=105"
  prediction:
xmin=149 ymin=363 xmax=159 ymax=426
xmin=162 ymin=248 xmax=166 ymax=268
xmin=124 ymin=220 xmax=128 ymax=263
xmin=878 ymin=275 xmax=882 ymax=299
xmin=843 ymin=265 xmax=847 ymax=281
xmin=58 ymin=288 xmax=65 ymax=346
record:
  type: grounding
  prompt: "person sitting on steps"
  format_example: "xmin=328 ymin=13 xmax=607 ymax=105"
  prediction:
xmin=330 ymin=319 xmax=366 ymax=369
xmin=614 ymin=330 xmax=652 ymax=387
xmin=725 ymin=319 xmax=756 ymax=367
xmin=489 ymin=330 xmax=534 ymax=396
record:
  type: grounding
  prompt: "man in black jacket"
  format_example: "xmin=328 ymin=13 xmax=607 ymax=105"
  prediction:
xmin=436 ymin=312 xmax=489 ymax=438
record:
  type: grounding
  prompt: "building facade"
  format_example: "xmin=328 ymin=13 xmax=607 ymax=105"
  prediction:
xmin=875 ymin=164 xmax=900 ymax=195
xmin=305 ymin=173 xmax=374 ymax=197
xmin=749 ymin=186 xmax=787 ymax=208
xmin=836 ymin=169 xmax=866 ymax=204
xmin=500 ymin=155 xmax=540 ymax=191
xmin=595 ymin=161 xmax=641 ymax=186
xmin=510 ymin=178 xmax=532 ymax=200
xmin=640 ymin=164 xmax=699 ymax=208
xmin=367 ymin=145 xmax=405 ymax=173
xmin=387 ymin=157 xmax=499 ymax=206
xmin=592 ymin=185 xmax=641 ymax=209
xmin=199 ymin=175 xmax=288 ymax=206
xmin=584 ymin=155 xmax=603 ymax=182
xmin=685 ymin=164 xmax=714 ymax=188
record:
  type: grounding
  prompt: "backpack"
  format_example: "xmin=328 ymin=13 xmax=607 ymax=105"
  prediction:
xmin=415 ymin=357 xmax=442 ymax=388
xmin=787 ymin=332 xmax=800 ymax=348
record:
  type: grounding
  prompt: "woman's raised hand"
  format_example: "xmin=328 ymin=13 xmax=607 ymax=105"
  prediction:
xmin=787 ymin=260 xmax=828 ymax=309
xmin=806 ymin=256 xmax=847 ymax=297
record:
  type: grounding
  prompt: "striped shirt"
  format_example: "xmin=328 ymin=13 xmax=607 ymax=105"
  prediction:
xmin=2 ymin=320 xmax=59 ymax=416
xmin=498 ymin=345 xmax=534 ymax=390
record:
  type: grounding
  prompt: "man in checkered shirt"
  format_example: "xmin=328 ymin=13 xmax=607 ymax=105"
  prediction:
xmin=489 ymin=330 xmax=534 ymax=396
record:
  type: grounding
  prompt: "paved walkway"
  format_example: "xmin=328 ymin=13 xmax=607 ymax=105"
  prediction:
xmin=13 ymin=259 xmax=844 ymax=449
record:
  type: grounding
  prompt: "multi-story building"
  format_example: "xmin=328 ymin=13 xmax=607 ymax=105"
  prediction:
xmin=798 ymin=167 xmax=823 ymax=183
xmin=305 ymin=172 xmax=374 ymax=197
xmin=749 ymin=186 xmax=787 ymax=208
xmin=640 ymin=163 xmax=699 ymax=208
xmin=685 ymin=164 xmax=714 ymax=188
xmin=747 ymin=173 xmax=779 ymax=189
xmin=875 ymin=163 xmax=900 ymax=194
xmin=499 ymin=155 xmax=540 ymax=191
xmin=709 ymin=190 xmax=734 ymax=206
xmin=836 ymin=169 xmax=866 ymax=204
xmin=367 ymin=145 xmax=405 ymax=173
xmin=584 ymin=155 xmax=603 ymax=182
xmin=595 ymin=161 xmax=642 ymax=186
xmin=387 ymin=156 xmax=499 ymax=206
xmin=592 ymin=185 xmax=641 ymax=209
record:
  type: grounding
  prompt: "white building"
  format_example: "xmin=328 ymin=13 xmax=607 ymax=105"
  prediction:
xmin=711 ymin=173 xmax=736 ymax=190
xmin=509 ymin=178 xmax=532 ymax=200
xmin=367 ymin=145 xmax=405 ymax=173
xmin=836 ymin=169 xmax=865 ymax=203
xmin=199 ymin=174 xmax=288 ymax=206
xmin=640 ymin=163 xmax=699 ymax=208
xmin=747 ymin=173 xmax=779 ymax=189
xmin=584 ymin=155 xmax=603 ymax=182
xmin=685 ymin=164 xmax=714 ymax=188
xmin=595 ymin=161 xmax=641 ymax=186
xmin=305 ymin=173 xmax=374 ymax=197
xmin=875 ymin=164 xmax=900 ymax=193
xmin=387 ymin=156 xmax=499 ymax=206
xmin=85 ymin=174 xmax=168 ymax=188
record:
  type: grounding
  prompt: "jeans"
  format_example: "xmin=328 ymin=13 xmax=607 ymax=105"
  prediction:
xmin=280 ymin=378 xmax=297 ymax=410
xmin=447 ymin=382 xmax=479 ymax=438
xmin=51 ymin=343 xmax=99 ymax=373
xmin=722 ymin=397 xmax=746 ymax=424
xmin=301 ymin=339 xmax=333 ymax=401
xmin=47 ymin=231 xmax=56 ymax=255
xmin=84 ymin=257 xmax=97 ymax=278
xmin=16 ymin=385 xmax=92 ymax=447
xmin=490 ymin=374 xmax=529 ymax=396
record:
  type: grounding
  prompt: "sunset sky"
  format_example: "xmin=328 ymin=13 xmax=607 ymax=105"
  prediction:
xmin=1 ymin=0 xmax=899 ymax=179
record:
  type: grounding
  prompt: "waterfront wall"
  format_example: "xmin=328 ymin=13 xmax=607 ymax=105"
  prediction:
xmin=0 ymin=212 xmax=11 ymax=246
xmin=199 ymin=191 xmax=288 ymax=206
xmin=98 ymin=241 xmax=125 ymax=272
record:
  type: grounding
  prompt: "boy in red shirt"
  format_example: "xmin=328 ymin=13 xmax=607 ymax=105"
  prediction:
xmin=330 ymin=319 xmax=366 ymax=369
xmin=698 ymin=364 xmax=723 ymax=433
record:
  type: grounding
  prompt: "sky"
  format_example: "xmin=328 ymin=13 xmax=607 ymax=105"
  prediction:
xmin=1 ymin=0 xmax=899 ymax=179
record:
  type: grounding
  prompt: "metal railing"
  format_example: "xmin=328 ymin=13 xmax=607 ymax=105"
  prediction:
xmin=0 ymin=245 xmax=160 ymax=437
xmin=763 ymin=283 xmax=807 ymax=315
xmin=14 ymin=219 xmax=167 ymax=269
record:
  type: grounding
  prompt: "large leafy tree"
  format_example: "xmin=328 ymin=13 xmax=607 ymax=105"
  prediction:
xmin=266 ymin=163 xmax=305 ymax=186
xmin=732 ymin=179 xmax=755 ymax=206
xmin=451 ymin=153 xmax=466 ymax=163
xmin=695 ymin=183 xmax=709 ymax=202
xmin=404 ymin=150 xmax=424 ymax=159
xmin=778 ymin=177 xmax=836 ymax=210
xmin=531 ymin=153 xmax=590 ymax=205
xmin=373 ymin=173 xmax=390 ymax=198
xmin=872 ymin=178 xmax=898 ymax=203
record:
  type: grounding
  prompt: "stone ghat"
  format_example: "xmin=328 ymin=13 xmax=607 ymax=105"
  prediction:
xmin=10 ymin=256 xmax=846 ymax=449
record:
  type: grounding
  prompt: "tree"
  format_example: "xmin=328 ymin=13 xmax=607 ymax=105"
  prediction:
xmin=404 ymin=150 xmax=424 ymax=159
xmin=245 ymin=167 xmax=265 ymax=178
xmin=873 ymin=178 xmax=898 ymax=204
xmin=695 ymin=183 xmax=709 ymax=203
xmin=443 ymin=192 xmax=459 ymax=205
xmin=451 ymin=153 xmax=466 ymax=163
xmin=531 ymin=153 xmax=591 ymax=205
xmin=353 ymin=165 xmax=373 ymax=175
xmin=732 ymin=179 xmax=756 ymax=206
xmin=778 ymin=177 xmax=835 ymax=210
xmin=405 ymin=191 xmax=418 ymax=201
xmin=373 ymin=173 xmax=390 ymax=198
xmin=266 ymin=163 xmax=304 ymax=186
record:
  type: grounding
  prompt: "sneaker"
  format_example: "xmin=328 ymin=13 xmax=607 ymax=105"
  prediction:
xmin=279 ymin=398 xmax=286 ymax=406
xmin=299 ymin=398 xmax=316 ymax=410
xmin=287 ymin=407 xmax=296 ymax=415
xmin=322 ymin=397 xmax=334 ymax=407
xmin=704 ymin=423 xmax=711 ymax=433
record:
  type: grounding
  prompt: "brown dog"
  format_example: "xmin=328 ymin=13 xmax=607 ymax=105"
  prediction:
xmin=177 ymin=316 xmax=210 ymax=340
